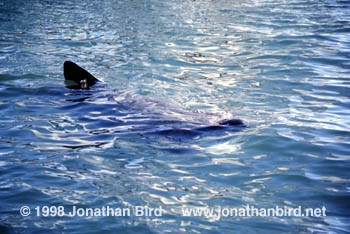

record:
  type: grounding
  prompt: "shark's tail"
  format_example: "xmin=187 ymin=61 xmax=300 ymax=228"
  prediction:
xmin=63 ymin=61 xmax=100 ymax=89
xmin=218 ymin=118 xmax=245 ymax=126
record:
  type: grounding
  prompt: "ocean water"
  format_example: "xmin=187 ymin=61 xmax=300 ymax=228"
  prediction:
xmin=0 ymin=0 xmax=349 ymax=233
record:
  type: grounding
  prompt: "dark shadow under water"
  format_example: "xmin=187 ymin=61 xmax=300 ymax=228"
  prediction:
xmin=62 ymin=84 xmax=246 ymax=146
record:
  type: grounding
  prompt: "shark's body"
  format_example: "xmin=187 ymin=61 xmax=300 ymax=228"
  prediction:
xmin=63 ymin=61 xmax=245 ymax=130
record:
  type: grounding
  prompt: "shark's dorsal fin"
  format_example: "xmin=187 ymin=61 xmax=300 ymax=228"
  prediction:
xmin=63 ymin=61 xmax=100 ymax=89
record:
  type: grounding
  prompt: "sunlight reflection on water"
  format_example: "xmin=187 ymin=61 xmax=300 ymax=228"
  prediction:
xmin=0 ymin=0 xmax=349 ymax=233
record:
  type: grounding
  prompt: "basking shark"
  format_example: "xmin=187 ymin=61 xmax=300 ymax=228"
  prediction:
xmin=63 ymin=61 xmax=245 ymax=134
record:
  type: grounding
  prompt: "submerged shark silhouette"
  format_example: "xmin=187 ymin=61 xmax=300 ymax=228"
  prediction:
xmin=63 ymin=61 xmax=245 ymax=128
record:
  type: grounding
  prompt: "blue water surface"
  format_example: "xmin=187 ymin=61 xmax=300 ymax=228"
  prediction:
xmin=0 ymin=0 xmax=349 ymax=233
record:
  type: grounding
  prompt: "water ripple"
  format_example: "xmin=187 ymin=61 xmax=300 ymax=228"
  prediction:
xmin=1 ymin=0 xmax=350 ymax=233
